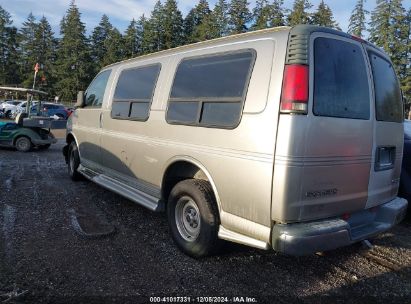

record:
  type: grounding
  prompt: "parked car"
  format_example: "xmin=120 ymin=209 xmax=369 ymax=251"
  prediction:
xmin=11 ymin=101 xmax=39 ymax=119
xmin=399 ymin=120 xmax=411 ymax=205
xmin=66 ymin=107 xmax=74 ymax=117
xmin=29 ymin=103 xmax=70 ymax=119
xmin=63 ymin=25 xmax=407 ymax=257
xmin=1 ymin=100 xmax=23 ymax=118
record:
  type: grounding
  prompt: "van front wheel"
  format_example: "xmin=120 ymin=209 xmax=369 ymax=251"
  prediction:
xmin=167 ymin=179 xmax=220 ymax=258
xmin=68 ymin=142 xmax=82 ymax=181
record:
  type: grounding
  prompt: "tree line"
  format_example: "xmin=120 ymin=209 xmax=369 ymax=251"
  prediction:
xmin=0 ymin=0 xmax=410 ymax=102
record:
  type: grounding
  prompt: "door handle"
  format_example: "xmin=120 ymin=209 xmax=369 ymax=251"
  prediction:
xmin=375 ymin=146 xmax=396 ymax=171
xmin=99 ymin=112 xmax=103 ymax=128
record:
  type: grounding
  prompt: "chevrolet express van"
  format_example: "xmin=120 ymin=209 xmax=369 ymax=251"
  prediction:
xmin=63 ymin=25 xmax=408 ymax=257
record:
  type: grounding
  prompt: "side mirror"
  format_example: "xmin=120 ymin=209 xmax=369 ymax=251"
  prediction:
xmin=75 ymin=91 xmax=85 ymax=108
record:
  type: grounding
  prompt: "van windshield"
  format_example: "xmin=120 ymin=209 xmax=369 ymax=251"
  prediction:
xmin=368 ymin=51 xmax=403 ymax=123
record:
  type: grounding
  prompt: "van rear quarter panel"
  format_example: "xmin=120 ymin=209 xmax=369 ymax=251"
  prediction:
xmin=100 ymin=30 xmax=290 ymax=232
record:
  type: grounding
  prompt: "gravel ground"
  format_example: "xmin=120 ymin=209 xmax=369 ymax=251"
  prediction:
xmin=0 ymin=140 xmax=410 ymax=304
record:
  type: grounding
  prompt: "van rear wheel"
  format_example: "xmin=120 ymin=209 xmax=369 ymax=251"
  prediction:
xmin=167 ymin=179 xmax=220 ymax=258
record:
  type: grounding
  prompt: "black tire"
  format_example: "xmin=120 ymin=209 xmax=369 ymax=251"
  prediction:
xmin=68 ymin=141 xmax=82 ymax=181
xmin=15 ymin=136 xmax=32 ymax=152
xmin=167 ymin=179 xmax=220 ymax=258
xmin=6 ymin=110 xmax=11 ymax=119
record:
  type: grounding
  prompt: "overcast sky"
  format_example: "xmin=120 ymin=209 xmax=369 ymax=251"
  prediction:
xmin=0 ymin=0 xmax=410 ymax=36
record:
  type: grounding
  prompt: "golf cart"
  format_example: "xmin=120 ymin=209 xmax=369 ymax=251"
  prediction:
xmin=0 ymin=87 xmax=64 ymax=152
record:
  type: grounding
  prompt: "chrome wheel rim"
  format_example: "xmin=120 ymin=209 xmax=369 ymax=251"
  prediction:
xmin=175 ymin=196 xmax=201 ymax=242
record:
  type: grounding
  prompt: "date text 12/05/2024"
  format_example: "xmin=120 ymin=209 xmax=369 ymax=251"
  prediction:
xmin=149 ymin=296 xmax=258 ymax=303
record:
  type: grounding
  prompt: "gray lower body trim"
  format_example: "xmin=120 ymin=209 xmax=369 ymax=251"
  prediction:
xmin=78 ymin=164 xmax=163 ymax=212
xmin=272 ymin=197 xmax=408 ymax=256
xmin=218 ymin=226 xmax=270 ymax=250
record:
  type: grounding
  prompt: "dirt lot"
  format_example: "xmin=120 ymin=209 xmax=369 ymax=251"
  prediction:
xmin=0 ymin=139 xmax=410 ymax=303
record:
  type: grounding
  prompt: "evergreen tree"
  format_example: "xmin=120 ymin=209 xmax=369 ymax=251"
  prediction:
xmin=196 ymin=13 xmax=218 ymax=40
xmin=147 ymin=1 xmax=165 ymax=52
xmin=311 ymin=0 xmax=339 ymax=29
xmin=163 ymin=0 xmax=184 ymax=49
xmin=212 ymin=0 xmax=230 ymax=37
xmin=400 ymin=8 xmax=411 ymax=100
xmin=90 ymin=14 xmax=113 ymax=70
xmin=287 ymin=0 xmax=312 ymax=26
xmin=33 ymin=16 xmax=58 ymax=94
xmin=389 ymin=0 xmax=408 ymax=76
xmin=251 ymin=0 xmax=285 ymax=30
xmin=55 ymin=1 xmax=92 ymax=102
xmin=183 ymin=9 xmax=196 ymax=42
xmin=4 ymin=27 xmax=20 ymax=86
xmin=123 ymin=19 xmax=139 ymax=59
xmin=102 ymin=28 xmax=124 ymax=66
xmin=369 ymin=0 xmax=409 ymax=103
xmin=228 ymin=0 xmax=252 ymax=34
xmin=138 ymin=15 xmax=150 ymax=55
xmin=0 ymin=6 xmax=20 ymax=85
xmin=252 ymin=0 xmax=273 ymax=30
xmin=184 ymin=0 xmax=214 ymax=43
xmin=369 ymin=0 xmax=392 ymax=52
xmin=193 ymin=0 xmax=217 ymax=41
xmin=369 ymin=0 xmax=407 ymax=74
xmin=269 ymin=0 xmax=285 ymax=27
xmin=348 ymin=0 xmax=368 ymax=37
xmin=19 ymin=13 xmax=38 ymax=87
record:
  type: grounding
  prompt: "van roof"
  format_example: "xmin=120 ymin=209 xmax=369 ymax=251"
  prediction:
xmin=104 ymin=26 xmax=291 ymax=69
xmin=104 ymin=25 xmax=383 ymax=70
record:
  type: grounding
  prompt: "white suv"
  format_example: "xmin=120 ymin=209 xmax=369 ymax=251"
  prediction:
xmin=0 ymin=100 xmax=22 ymax=118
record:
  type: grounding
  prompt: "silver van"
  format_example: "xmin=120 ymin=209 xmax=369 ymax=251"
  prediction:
xmin=63 ymin=25 xmax=408 ymax=257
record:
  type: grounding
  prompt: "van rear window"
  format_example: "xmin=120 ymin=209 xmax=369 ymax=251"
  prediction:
xmin=167 ymin=50 xmax=255 ymax=128
xmin=368 ymin=52 xmax=403 ymax=123
xmin=313 ymin=37 xmax=370 ymax=120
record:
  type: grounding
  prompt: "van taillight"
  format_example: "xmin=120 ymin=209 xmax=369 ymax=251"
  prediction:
xmin=280 ymin=64 xmax=309 ymax=114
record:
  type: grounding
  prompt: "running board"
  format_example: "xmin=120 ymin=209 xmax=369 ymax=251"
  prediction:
xmin=78 ymin=165 xmax=163 ymax=212
xmin=218 ymin=226 xmax=270 ymax=250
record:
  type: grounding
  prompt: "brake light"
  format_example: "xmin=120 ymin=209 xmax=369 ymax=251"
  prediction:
xmin=280 ymin=64 xmax=309 ymax=114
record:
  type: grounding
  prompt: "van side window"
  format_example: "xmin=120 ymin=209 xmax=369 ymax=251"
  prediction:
xmin=84 ymin=70 xmax=111 ymax=108
xmin=167 ymin=50 xmax=256 ymax=128
xmin=112 ymin=64 xmax=161 ymax=121
xmin=368 ymin=52 xmax=403 ymax=123
xmin=313 ymin=38 xmax=370 ymax=120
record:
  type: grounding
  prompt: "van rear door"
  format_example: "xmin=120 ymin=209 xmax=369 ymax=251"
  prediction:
xmin=298 ymin=34 xmax=374 ymax=220
xmin=365 ymin=48 xmax=404 ymax=208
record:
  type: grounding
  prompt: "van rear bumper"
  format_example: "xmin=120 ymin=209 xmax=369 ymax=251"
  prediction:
xmin=271 ymin=197 xmax=408 ymax=256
